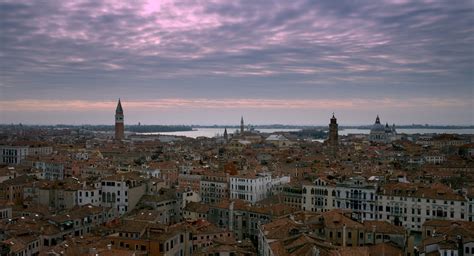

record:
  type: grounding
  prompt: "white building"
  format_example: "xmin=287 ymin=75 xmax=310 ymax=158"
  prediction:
xmin=230 ymin=172 xmax=273 ymax=203
xmin=0 ymin=145 xmax=53 ymax=165
xmin=302 ymin=177 xmax=336 ymax=212
xmin=369 ymin=116 xmax=397 ymax=143
xmin=35 ymin=161 xmax=65 ymax=180
xmin=303 ymin=176 xmax=377 ymax=221
xmin=0 ymin=205 xmax=12 ymax=220
xmin=77 ymin=183 xmax=101 ymax=207
xmin=265 ymin=134 xmax=294 ymax=147
xmin=424 ymin=154 xmax=446 ymax=164
xmin=378 ymin=183 xmax=468 ymax=231
xmin=100 ymin=174 xmax=147 ymax=215
xmin=0 ymin=146 xmax=28 ymax=165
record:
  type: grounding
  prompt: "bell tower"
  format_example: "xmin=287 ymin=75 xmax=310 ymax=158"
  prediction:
xmin=328 ymin=113 xmax=338 ymax=156
xmin=115 ymin=99 xmax=124 ymax=140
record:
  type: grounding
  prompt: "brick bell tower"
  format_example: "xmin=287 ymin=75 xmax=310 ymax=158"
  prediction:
xmin=115 ymin=99 xmax=124 ymax=140
xmin=328 ymin=113 xmax=338 ymax=155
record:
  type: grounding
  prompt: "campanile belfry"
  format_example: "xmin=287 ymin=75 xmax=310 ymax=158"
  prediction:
xmin=115 ymin=99 xmax=124 ymax=140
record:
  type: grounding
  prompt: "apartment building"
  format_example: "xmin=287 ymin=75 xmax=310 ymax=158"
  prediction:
xmin=101 ymin=173 xmax=147 ymax=215
xmin=303 ymin=176 xmax=377 ymax=221
xmin=77 ymin=183 xmax=101 ymax=207
xmin=378 ymin=182 xmax=468 ymax=231
xmin=0 ymin=144 xmax=52 ymax=165
xmin=200 ymin=171 xmax=229 ymax=204
xmin=230 ymin=172 xmax=272 ymax=203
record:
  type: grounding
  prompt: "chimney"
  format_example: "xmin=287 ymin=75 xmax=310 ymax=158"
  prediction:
xmin=342 ymin=224 xmax=347 ymax=247
xmin=229 ymin=201 xmax=234 ymax=231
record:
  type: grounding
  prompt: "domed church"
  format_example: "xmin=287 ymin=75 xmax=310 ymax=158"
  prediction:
xmin=369 ymin=115 xmax=397 ymax=143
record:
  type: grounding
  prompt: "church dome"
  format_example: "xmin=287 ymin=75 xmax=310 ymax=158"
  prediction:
xmin=371 ymin=116 xmax=385 ymax=132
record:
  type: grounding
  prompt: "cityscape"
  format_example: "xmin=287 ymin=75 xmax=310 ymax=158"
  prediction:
xmin=1 ymin=1 xmax=473 ymax=256
xmin=0 ymin=100 xmax=473 ymax=256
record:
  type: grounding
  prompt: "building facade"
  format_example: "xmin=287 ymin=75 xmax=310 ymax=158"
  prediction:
xmin=101 ymin=174 xmax=146 ymax=215
xmin=369 ymin=115 xmax=397 ymax=143
xmin=303 ymin=176 xmax=377 ymax=221
xmin=230 ymin=173 xmax=272 ymax=204
xmin=200 ymin=172 xmax=229 ymax=204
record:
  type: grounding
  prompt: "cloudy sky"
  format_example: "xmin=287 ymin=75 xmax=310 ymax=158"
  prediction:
xmin=0 ymin=0 xmax=473 ymax=125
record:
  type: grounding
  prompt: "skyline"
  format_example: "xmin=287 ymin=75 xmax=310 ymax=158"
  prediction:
xmin=1 ymin=0 xmax=473 ymax=125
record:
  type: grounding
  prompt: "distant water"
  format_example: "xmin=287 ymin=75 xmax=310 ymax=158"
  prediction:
xmin=141 ymin=128 xmax=300 ymax=138
xmin=340 ymin=128 xmax=474 ymax=136
xmin=140 ymin=127 xmax=474 ymax=138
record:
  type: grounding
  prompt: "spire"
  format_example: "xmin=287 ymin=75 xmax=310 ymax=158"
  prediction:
xmin=330 ymin=113 xmax=337 ymax=124
xmin=240 ymin=116 xmax=244 ymax=133
xmin=116 ymin=98 xmax=123 ymax=113
xmin=375 ymin=115 xmax=380 ymax=124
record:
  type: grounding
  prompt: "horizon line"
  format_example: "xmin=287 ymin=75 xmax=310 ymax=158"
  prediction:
xmin=1 ymin=123 xmax=473 ymax=127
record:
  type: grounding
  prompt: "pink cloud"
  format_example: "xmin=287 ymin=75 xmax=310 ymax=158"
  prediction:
xmin=0 ymin=98 xmax=470 ymax=112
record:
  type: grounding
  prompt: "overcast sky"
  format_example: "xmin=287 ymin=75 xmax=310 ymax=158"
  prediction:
xmin=0 ymin=0 xmax=473 ymax=125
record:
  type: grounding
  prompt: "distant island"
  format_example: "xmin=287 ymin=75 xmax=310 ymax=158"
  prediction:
xmin=0 ymin=124 xmax=194 ymax=133
xmin=0 ymin=124 xmax=472 ymax=133
xmin=190 ymin=124 xmax=474 ymax=130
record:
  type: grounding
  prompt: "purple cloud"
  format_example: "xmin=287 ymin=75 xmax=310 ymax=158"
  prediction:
xmin=0 ymin=0 xmax=472 ymax=124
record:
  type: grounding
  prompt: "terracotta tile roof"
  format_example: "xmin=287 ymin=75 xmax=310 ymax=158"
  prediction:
xmin=211 ymin=199 xmax=296 ymax=217
xmin=329 ymin=247 xmax=369 ymax=256
xmin=269 ymin=233 xmax=336 ymax=256
xmin=363 ymin=221 xmax=406 ymax=235
xmin=380 ymin=182 xmax=465 ymax=201
xmin=184 ymin=202 xmax=210 ymax=214
xmin=322 ymin=210 xmax=363 ymax=229
xmin=2 ymin=238 xmax=26 ymax=253
xmin=114 ymin=220 xmax=149 ymax=234
xmin=368 ymin=243 xmax=404 ymax=256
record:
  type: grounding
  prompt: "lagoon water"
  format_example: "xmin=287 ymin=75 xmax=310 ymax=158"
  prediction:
xmin=142 ymin=127 xmax=474 ymax=138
